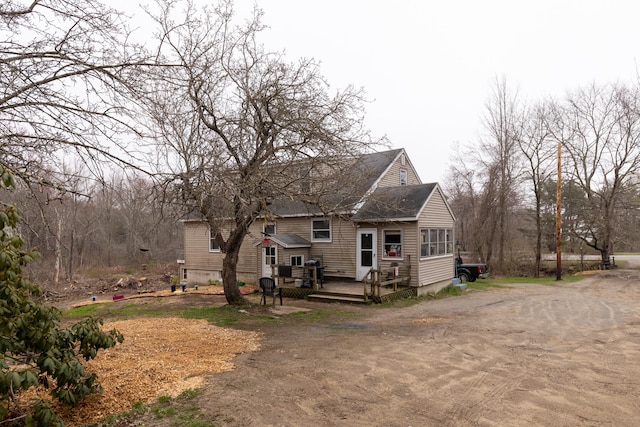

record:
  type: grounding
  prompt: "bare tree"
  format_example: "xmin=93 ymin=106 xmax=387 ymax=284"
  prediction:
xmin=516 ymin=100 xmax=557 ymax=276
xmin=479 ymin=77 xmax=524 ymax=270
xmin=447 ymin=78 xmax=525 ymax=273
xmin=444 ymin=143 xmax=485 ymax=259
xmin=143 ymin=0 xmax=381 ymax=304
xmin=2 ymin=169 xmax=181 ymax=284
xmin=0 ymin=0 xmax=150 ymax=190
xmin=558 ymin=83 xmax=640 ymax=266
xmin=614 ymin=179 xmax=640 ymax=252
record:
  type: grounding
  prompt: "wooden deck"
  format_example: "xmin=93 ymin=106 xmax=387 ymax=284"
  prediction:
xmin=273 ymin=264 xmax=415 ymax=304
xmin=278 ymin=278 xmax=415 ymax=304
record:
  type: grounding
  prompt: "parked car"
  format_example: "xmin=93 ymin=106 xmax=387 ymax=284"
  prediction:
xmin=455 ymin=257 xmax=489 ymax=282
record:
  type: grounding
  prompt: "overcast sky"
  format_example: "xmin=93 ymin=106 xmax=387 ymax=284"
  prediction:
xmin=120 ymin=0 xmax=640 ymax=183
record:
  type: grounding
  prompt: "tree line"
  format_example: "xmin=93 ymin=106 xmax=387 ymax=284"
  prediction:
xmin=446 ymin=78 xmax=640 ymax=277
xmin=2 ymin=171 xmax=182 ymax=284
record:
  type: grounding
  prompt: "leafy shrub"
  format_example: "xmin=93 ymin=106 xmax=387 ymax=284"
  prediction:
xmin=0 ymin=166 xmax=124 ymax=425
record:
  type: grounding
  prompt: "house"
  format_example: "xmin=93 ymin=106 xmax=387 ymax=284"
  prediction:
xmin=179 ymin=148 xmax=456 ymax=296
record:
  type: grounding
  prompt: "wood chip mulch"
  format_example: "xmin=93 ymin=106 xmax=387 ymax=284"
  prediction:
xmin=46 ymin=317 xmax=262 ymax=426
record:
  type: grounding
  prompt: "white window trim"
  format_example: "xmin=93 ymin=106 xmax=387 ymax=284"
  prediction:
xmin=420 ymin=227 xmax=454 ymax=259
xmin=209 ymin=228 xmax=221 ymax=252
xmin=382 ymin=229 xmax=403 ymax=260
xmin=263 ymin=222 xmax=276 ymax=236
xmin=400 ymin=168 xmax=408 ymax=186
xmin=290 ymin=254 xmax=305 ymax=266
xmin=311 ymin=218 xmax=332 ymax=242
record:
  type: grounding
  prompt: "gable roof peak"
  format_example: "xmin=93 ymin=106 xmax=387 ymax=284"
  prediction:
xmin=352 ymin=182 xmax=439 ymax=222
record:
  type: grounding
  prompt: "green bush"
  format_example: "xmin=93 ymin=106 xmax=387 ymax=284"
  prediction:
xmin=0 ymin=166 xmax=124 ymax=425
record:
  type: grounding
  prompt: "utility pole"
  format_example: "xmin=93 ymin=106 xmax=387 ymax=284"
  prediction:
xmin=556 ymin=139 xmax=562 ymax=280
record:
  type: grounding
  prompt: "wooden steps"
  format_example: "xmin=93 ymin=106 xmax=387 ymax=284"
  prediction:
xmin=307 ymin=291 xmax=369 ymax=304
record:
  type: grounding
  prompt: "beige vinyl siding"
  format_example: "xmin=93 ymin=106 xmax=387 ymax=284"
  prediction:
xmin=419 ymin=187 xmax=454 ymax=228
xmin=253 ymin=216 xmax=358 ymax=279
xmin=418 ymin=256 xmax=454 ymax=286
xmin=182 ymin=221 xmax=223 ymax=285
xmin=403 ymin=225 xmax=419 ymax=285
xmin=183 ymin=222 xmax=223 ymax=270
xmin=183 ymin=221 xmax=259 ymax=284
xmin=279 ymin=248 xmax=310 ymax=279
xmin=273 ymin=217 xmax=309 ymax=239
xmin=275 ymin=216 xmax=356 ymax=278
xmin=417 ymin=186 xmax=455 ymax=285
xmin=378 ymin=156 xmax=421 ymax=188
xmin=255 ymin=217 xmax=311 ymax=278
xmin=379 ymin=224 xmax=417 ymax=263
xmin=356 ymin=221 xmax=418 ymax=286
xmin=315 ymin=218 xmax=356 ymax=277
xmin=379 ymin=223 xmax=419 ymax=286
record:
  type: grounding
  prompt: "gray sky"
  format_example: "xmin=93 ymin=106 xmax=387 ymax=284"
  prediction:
xmin=248 ymin=0 xmax=640 ymax=183
xmin=120 ymin=0 xmax=640 ymax=183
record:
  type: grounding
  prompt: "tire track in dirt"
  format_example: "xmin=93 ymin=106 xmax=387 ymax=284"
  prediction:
xmin=418 ymin=279 xmax=640 ymax=426
xmin=194 ymin=275 xmax=640 ymax=426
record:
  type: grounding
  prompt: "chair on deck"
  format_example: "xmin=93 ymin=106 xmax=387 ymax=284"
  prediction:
xmin=259 ymin=277 xmax=282 ymax=306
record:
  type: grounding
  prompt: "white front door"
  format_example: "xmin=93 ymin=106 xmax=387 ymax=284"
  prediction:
xmin=262 ymin=246 xmax=277 ymax=278
xmin=356 ymin=229 xmax=377 ymax=281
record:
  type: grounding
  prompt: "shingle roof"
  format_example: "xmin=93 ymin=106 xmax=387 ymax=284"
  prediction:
xmin=353 ymin=148 xmax=404 ymax=191
xmin=269 ymin=233 xmax=312 ymax=248
xmin=253 ymin=233 xmax=311 ymax=248
xmin=270 ymin=148 xmax=403 ymax=217
xmin=182 ymin=148 xmax=410 ymax=221
xmin=351 ymin=183 xmax=437 ymax=222
xmin=268 ymin=199 xmax=324 ymax=217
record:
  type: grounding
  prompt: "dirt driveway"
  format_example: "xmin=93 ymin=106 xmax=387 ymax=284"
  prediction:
xmin=191 ymin=271 xmax=640 ymax=426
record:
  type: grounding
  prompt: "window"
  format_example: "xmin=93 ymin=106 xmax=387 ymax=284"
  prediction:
xmin=430 ymin=229 xmax=438 ymax=255
xmin=290 ymin=255 xmax=304 ymax=266
xmin=383 ymin=230 xmax=402 ymax=259
xmin=438 ymin=229 xmax=446 ymax=254
xmin=209 ymin=228 xmax=220 ymax=252
xmin=312 ymin=218 xmax=331 ymax=241
xmin=264 ymin=222 xmax=276 ymax=236
xmin=420 ymin=228 xmax=454 ymax=258
xmin=264 ymin=246 xmax=276 ymax=266
xmin=400 ymin=168 xmax=408 ymax=186
xmin=181 ymin=269 xmax=187 ymax=280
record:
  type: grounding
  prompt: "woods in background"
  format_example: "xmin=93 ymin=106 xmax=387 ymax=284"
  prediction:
xmin=447 ymin=78 xmax=640 ymax=276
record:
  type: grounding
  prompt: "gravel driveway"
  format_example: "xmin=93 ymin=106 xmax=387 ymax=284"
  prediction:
xmin=197 ymin=270 xmax=640 ymax=426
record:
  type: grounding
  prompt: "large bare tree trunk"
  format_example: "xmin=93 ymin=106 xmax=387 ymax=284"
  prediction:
xmin=222 ymin=251 xmax=245 ymax=305
xmin=219 ymin=223 xmax=249 ymax=305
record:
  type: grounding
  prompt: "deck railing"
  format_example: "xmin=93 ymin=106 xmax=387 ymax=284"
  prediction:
xmin=363 ymin=268 xmax=410 ymax=302
xmin=273 ymin=264 xmax=322 ymax=290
